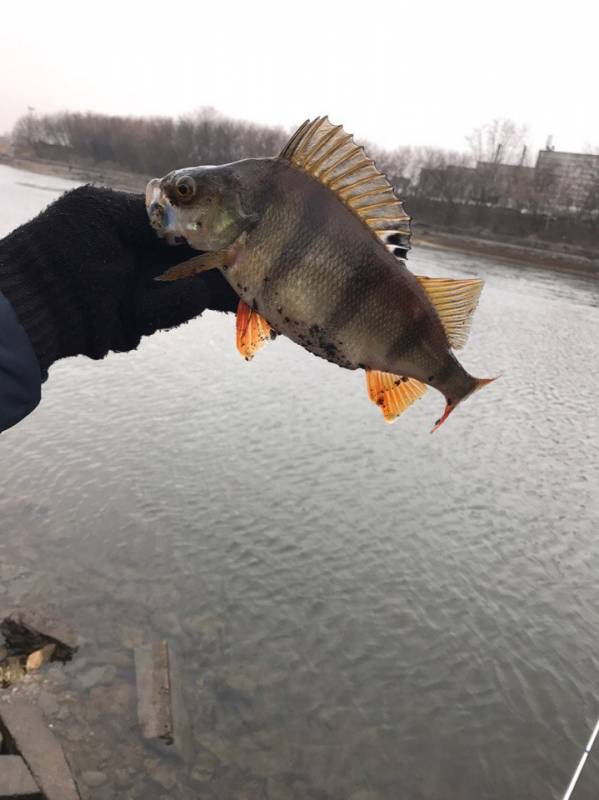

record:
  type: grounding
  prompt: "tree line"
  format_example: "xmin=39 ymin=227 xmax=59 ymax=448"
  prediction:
xmin=11 ymin=110 xmax=527 ymax=184
xmin=10 ymin=110 xmax=599 ymax=236
xmin=11 ymin=109 xmax=289 ymax=177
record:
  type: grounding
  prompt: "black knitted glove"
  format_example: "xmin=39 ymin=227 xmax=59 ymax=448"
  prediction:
xmin=0 ymin=185 xmax=238 ymax=380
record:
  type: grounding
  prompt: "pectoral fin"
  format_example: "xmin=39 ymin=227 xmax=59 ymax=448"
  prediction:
xmin=236 ymin=300 xmax=274 ymax=360
xmin=366 ymin=370 xmax=427 ymax=423
xmin=155 ymin=251 xmax=231 ymax=282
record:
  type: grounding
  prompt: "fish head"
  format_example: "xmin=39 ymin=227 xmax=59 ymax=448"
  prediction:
xmin=145 ymin=164 xmax=257 ymax=251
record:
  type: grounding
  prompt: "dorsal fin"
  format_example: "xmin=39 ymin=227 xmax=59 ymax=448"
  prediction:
xmin=415 ymin=276 xmax=483 ymax=350
xmin=280 ymin=117 xmax=411 ymax=257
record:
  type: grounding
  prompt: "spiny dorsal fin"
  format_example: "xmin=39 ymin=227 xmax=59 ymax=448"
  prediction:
xmin=416 ymin=276 xmax=483 ymax=350
xmin=280 ymin=117 xmax=411 ymax=257
xmin=366 ymin=370 xmax=427 ymax=423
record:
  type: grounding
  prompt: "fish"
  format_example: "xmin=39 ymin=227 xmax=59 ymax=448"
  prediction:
xmin=145 ymin=117 xmax=495 ymax=430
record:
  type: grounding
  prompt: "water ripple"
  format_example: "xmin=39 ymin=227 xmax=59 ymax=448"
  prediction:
xmin=1 ymin=165 xmax=598 ymax=799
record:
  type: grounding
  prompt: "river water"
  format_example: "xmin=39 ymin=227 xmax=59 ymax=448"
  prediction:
xmin=0 ymin=163 xmax=598 ymax=799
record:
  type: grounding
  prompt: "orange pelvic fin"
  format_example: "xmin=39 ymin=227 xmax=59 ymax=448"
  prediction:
xmin=431 ymin=375 xmax=497 ymax=433
xmin=366 ymin=370 xmax=427 ymax=423
xmin=236 ymin=300 xmax=274 ymax=360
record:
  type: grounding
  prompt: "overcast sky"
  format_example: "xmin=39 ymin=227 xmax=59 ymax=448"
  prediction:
xmin=1 ymin=0 xmax=597 ymax=156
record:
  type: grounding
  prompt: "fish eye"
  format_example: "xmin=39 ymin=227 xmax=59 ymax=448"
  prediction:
xmin=175 ymin=176 xmax=196 ymax=202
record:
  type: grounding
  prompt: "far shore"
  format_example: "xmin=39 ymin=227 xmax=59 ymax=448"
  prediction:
xmin=415 ymin=230 xmax=599 ymax=278
xmin=2 ymin=154 xmax=598 ymax=279
xmin=1 ymin=154 xmax=147 ymax=193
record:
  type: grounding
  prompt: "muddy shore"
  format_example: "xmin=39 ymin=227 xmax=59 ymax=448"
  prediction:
xmin=3 ymin=154 xmax=598 ymax=278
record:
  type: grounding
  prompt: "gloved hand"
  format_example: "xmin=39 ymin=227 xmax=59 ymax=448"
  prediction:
xmin=0 ymin=185 xmax=238 ymax=380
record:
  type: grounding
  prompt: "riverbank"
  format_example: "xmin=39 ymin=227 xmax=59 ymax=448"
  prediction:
xmin=0 ymin=154 xmax=147 ymax=193
xmin=416 ymin=229 xmax=599 ymax=277
xmin=3 ymin=154 xmax=598 ymax=277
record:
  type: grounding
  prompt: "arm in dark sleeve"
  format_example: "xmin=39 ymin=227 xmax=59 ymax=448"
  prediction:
xmin=0 ymin=186 xmax=238 ymax=433
xmin=0 ymin=292 xmax=41 ymax=432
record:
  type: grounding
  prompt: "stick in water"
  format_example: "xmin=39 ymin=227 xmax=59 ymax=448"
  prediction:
xmin=562 ymin=717 xmax=599 ymax=800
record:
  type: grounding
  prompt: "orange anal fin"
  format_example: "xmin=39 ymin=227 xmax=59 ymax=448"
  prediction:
xmin=366 ymin=370 xmax=427 ymax=423
xmin=236 ymin=300 xmax=273 ymax=361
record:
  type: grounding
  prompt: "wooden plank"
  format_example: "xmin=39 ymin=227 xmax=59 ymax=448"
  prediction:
xmin=167 ymin=646 xmax=193 ymax=763
xmin=0 ymin=703 xmax=80 ymax=800
xmin=134 ymin=641 xmax=171 ymax=742
xmin=134 ymin=641 xmax=193 ymax=761
xmin=0 ymin=755 xmax=41 ymax=798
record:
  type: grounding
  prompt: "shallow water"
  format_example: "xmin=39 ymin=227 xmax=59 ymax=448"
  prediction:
xmin=0 ymin=163 xmax=598 ymax=799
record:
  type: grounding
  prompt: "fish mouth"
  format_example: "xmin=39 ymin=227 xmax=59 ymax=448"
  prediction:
xmin=145 ymin=176 xmax=212 ymax=250
xmin=145 ymin=178 xmax=186 ymax=245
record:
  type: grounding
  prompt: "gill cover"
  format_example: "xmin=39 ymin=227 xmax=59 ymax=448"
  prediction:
xmin=145 ymin=166 xmax=260 ymax=252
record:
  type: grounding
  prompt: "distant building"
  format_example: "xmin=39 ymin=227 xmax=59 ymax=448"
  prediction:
xmin=394 ymin=176 xmax=412 ymax=197
xmin=418 ymin=165 xmax=477 ymax=203
xmin=474 ymin=162 xmax=535 ymax=209
xmin=535 ymin=150 xmax=599 ymax=214
xmin=417 ymin=149 xmax=599 ymax=216
xmin=418 ymin=162 xmax=534 ymax=208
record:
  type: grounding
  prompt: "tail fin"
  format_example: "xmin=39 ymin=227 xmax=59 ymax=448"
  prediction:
xmin=431 ymin=376 xmax=497 ymax=433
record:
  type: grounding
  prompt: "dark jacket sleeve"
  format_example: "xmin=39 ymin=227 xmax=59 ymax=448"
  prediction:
xmin=0 ymin=292 xmax=41 ymax=433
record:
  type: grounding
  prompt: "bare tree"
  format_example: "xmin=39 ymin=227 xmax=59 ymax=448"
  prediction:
xmin=367 ymin=143 xmax=416 ymax=192
xmin=467 ymin=118 xmax=530 ymax=166
xmin=10 ymin=108 xmax=288 ymax=176
xmin=415 ymin=147 xmax=474 ymax=205
xmin=11 ymin=113 xmax=44 ymax=151
xmin=12 ymin=109 xmax=595 ymax=232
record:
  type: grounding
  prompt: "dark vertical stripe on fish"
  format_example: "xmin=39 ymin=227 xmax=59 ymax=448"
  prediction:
xmin=387 ymin=312 xmax=434 ymax=359
xmin=265 ymin=184 xmax=330 ymax=298
xmin=322 ymin=247 xmax=380 ymax=333
xmin=435 ymin=359 xmax=457 ymax=385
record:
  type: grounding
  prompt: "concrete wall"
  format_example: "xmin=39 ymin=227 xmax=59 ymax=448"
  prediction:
xmin=535 ymin=150 xmax=599 ymax=214
xmin=405 ymin=195 xmax=599 ymax=250
xmin=417 ymin=151 xmax=599 ymax=217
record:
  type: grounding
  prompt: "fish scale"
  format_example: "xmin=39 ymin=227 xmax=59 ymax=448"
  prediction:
xmin=241 ymin=163 xmax=419 ymax=371
xmin=146 ymin=117 xmax=495 ymax=430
